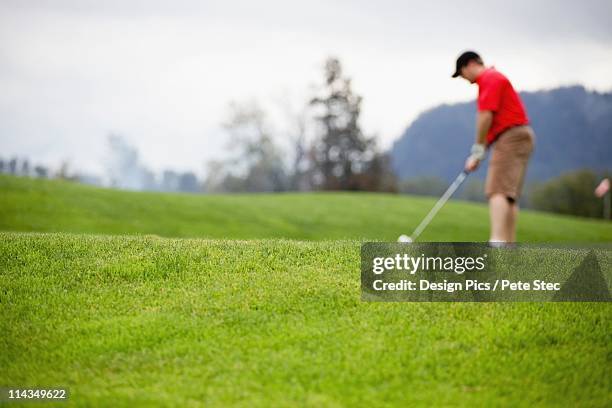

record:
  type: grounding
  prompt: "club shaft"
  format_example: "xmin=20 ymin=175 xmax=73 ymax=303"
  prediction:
xmin=411 ymin=171 xmax=468 ymax=241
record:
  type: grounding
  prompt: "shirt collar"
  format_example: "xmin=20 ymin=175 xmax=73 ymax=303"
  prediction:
xmin=475 ymin=66 xmax=494 ymax=84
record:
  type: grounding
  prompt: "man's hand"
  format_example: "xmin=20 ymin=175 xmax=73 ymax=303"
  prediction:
xmin=464 ymin=156 xmax=481 ymax=172
xmin=465 ymin=143 xmax=486 ymax=173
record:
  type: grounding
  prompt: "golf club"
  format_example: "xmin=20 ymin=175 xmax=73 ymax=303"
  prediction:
xmin=398 ymin=170 xmax=469 ymax=242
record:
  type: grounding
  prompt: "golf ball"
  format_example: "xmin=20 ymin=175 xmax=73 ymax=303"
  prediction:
xmin=397 ymin=235 xmax=413 ymax=243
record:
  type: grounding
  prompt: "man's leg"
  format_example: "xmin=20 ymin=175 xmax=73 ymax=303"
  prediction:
xmin=489 ymin=194 xmax=517 ymax=242
xmin=485 ymin=127 xmax=534 ymax=243
xmin=510 ymin=201 xmax=519 ymax=242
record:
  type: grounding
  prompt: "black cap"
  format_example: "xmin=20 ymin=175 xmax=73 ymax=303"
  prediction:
xmin=451 ymin=51 xmax=481 ymax=78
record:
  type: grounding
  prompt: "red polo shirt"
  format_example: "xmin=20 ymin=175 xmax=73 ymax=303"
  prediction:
xmin=476 ymin=67 xmax=529 ymax=144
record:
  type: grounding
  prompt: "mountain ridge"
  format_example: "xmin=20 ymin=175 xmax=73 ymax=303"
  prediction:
xmin=391 ymin=85 xmax=612 ymax=182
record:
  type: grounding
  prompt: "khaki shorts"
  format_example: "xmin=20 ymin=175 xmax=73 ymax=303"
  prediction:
xmin=485 ymin=125 xmax=535 ymax=201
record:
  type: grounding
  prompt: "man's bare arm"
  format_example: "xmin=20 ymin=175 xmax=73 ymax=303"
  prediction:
xmin=465 ymin=110 xmax=493 ymax=172
xmin=476 ymin=110 xmax=493 ymax=146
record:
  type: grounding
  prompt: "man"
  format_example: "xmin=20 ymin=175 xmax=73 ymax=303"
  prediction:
xmin=452 ymin=51 xmax=534 ymax=243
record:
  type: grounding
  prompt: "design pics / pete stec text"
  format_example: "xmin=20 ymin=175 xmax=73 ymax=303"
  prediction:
xmin=367 ymin=251 xmax=563 ymax=295
xmin=372 ymin=254 xmax=487 ymax=275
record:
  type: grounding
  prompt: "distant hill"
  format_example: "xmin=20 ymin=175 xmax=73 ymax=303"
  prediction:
xmin=391 ymin=86 xmax=612 ymax=182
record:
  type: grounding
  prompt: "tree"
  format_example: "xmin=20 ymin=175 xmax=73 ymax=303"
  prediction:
xmin=34 ymin=165 xmax=49 ymax=178
xmin=178 ymin=172 xmax=199 ymax=192
xmin=530 ymin=169 xmax=611 ymax=218
xmin=161 ymin=170 xmax=180 ymax=191
xmin=291 ymin=111 xmax=310 ymax=190
xmin=8 ymin=157 xmax=17 ymax=174
xmin=56 ymin=160 xmax=77 ymax=181
xmin=207 ymin=101 xmax=288 ymax=192
xmin=310 ymin=57 xmax=395 ymax=191
xmin=278 ymin=99 xmax=313 ymax=191
xmin=106 ymin=134 xmax=157 ymax=191
xmin=203 ymin=160 xmax=228 ymax=193
xmin=21 ymin=159 xmax=30 ymax=176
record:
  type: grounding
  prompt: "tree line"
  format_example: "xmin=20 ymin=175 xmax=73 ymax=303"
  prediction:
xmin=4 ymin=57 xmax=608 ymax=219
xmin=3 ymin=57 xmax=396 ymax=194
xmin=399 ymin=169 xmax=611 ymax=220
xmin=205 ymin=57 xmax=396 ymax=193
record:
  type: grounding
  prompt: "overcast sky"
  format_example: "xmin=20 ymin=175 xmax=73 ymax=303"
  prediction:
xmin=1 ymin=0 xmax=611 ymax=177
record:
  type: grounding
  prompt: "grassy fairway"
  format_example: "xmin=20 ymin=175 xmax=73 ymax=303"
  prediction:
xmin=1 ymin=233 xmax=610 ymax=407
xmin=1 ymin=175 xmax=611 ymax=242
xmin=1 ymin=176 xmax=611 ymax=406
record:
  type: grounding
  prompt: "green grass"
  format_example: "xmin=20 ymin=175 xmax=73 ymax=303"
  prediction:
xmin=1 ymin=175 xmax=610 ymax=242
xmin=1 ymin=233 xmax=610 ymax=407
xmin=1 ymin=175 xmax=611 ymax=406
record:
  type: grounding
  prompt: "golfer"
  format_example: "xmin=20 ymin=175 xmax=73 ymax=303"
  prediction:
xmin=452 ymin=51 xmax=534 ymax=243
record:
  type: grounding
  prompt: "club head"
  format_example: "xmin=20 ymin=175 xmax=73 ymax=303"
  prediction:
xmin=397 ymin=234 xmax=413 ymax=243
